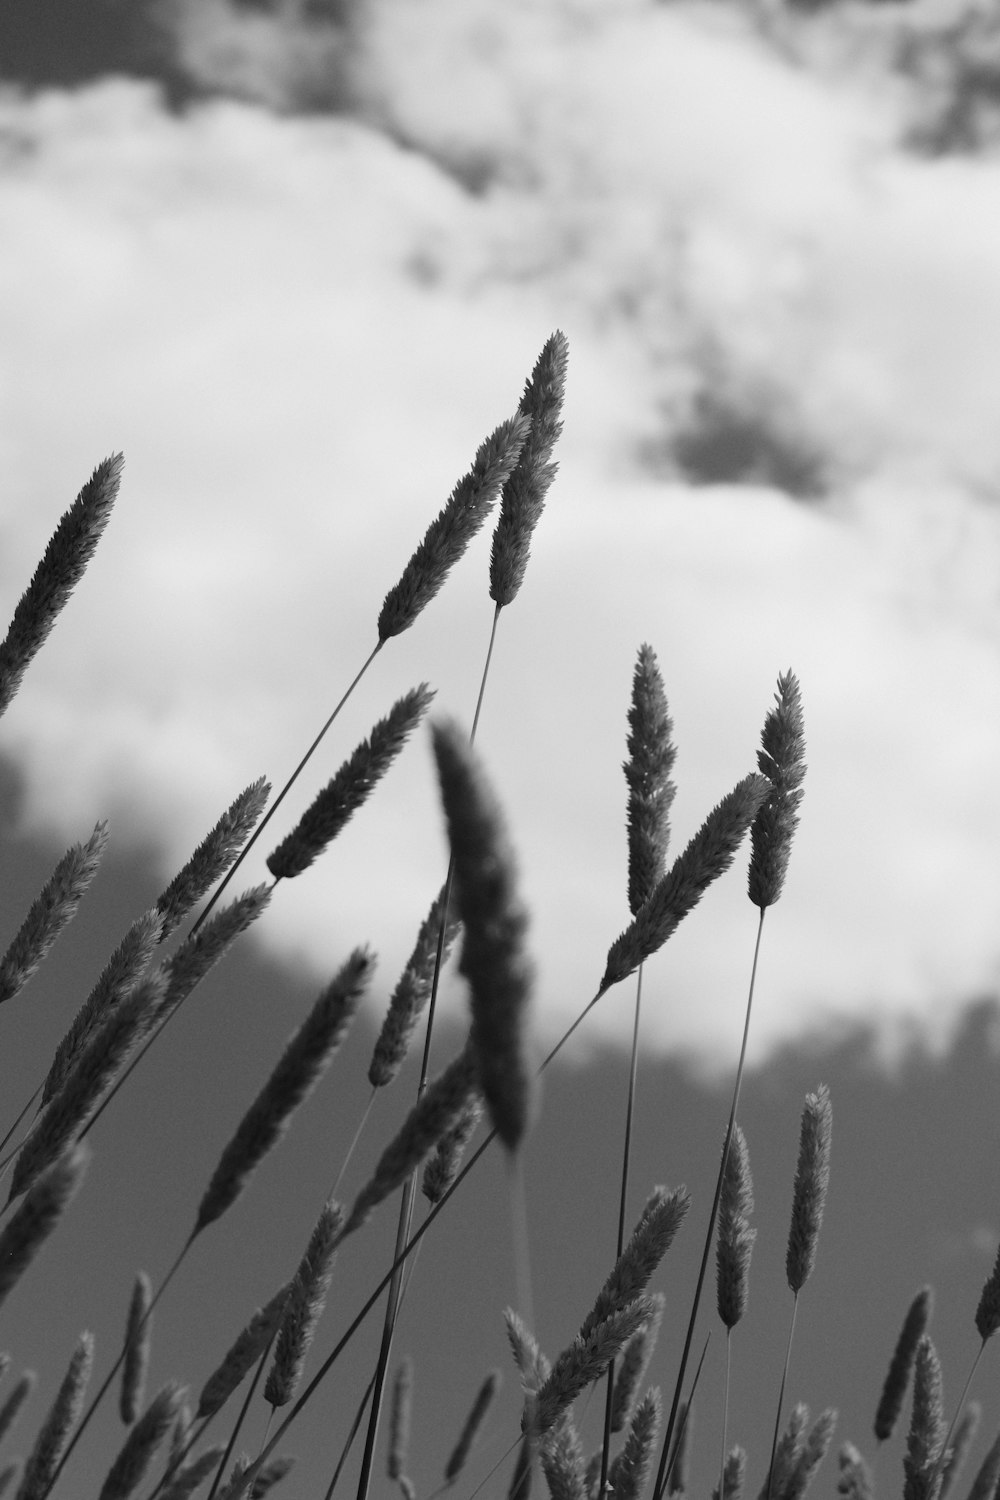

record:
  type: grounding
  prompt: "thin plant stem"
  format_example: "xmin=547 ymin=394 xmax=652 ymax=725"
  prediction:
xmin=665 ymin=1335 xmax=711 ymax=1494
xmin=721 ymin=1331 xmax=733 ymax=1500
xmin=507 ymin=1153 xmax=534 ymax=1342
xmin=599 ymin=959 xmax=645 ymax=1497
xmin=652 ymin=907 xmax=767 ymax=1500
xmin=323 ymin=1372 xmax=377 ymax=1500
xmin=927 ymin=1341 xmax=988 ymax=1499
xmin=190 ymin=640 xmax=384 ymax=939
xmin=351 ymin=603 xmax=502 ymax=1500
xmin=766 ymin=1293 xmax=800 ymax=1500
xmin=0 ymin=1083 xmax=42 ymax=1163
xmin=202 ymin=1326 xmax=280 ymax=1500
xmin=329 ymin=1089 xmax=376 ymax=1201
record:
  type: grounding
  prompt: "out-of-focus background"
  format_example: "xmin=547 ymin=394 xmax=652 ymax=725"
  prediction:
xmin=1 ymin=2 xmax=1000 ymax=1497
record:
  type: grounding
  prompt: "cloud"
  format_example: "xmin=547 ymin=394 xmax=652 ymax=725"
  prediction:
xmin=2 ymin=2 xmax=1000 ymax=1071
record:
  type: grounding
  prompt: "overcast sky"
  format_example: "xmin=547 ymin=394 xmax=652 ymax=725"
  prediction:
xmin=5 ymin=1 xmax=1000 ymax=1074
xmin=3 ymin=4 xmax=1000 ymax=1500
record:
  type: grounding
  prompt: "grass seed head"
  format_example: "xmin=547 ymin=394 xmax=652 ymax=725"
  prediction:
xmin=379 ymin=413 xmax=529 ymax=640
xmin=0 ymin=823 xmax=109 ymax=1007
xmin=266 ymin=686 xmax=434 ymax=880
xmin=194 ymin=949 xmax=371 ymax=1235
xmin=624 ymin=643 xmax=677 ymax=917
xmin=602 ymin=773 xmax=771 ymax=993
xmin=264 ymin=1201 xmax=344 ymax=1409
xmin=156 ymin=777 xmax=270 ymax=940
xmin=716 ymin=1125 xmax=756 ymax=1331
xmin=786 ymin=1084 xmax=832 ymax=1295
xmin=975 ymin=1239 xmax=1000 ymax=1342
xmin=903 ymin=1336 xmax=945 ymax=1500
xmin=0 ymin=454 xmax=122 ymax=723
xmin=748 ymin=670 xmax=806 ymax=910
xmin=17 ymin=1331 xmax=94 ymax=1500
xmin=489 ymin=330 xmax=568 ymax=608
xmin=431 ymin=719 xmax=536 ymax=1152
xmin=120 ymin=1272 xmax=152 ymax=1425
xmin=874 ymin=1287 xmax=934 ymax=1442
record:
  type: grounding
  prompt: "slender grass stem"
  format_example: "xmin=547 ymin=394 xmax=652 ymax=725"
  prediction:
xmin=652 ymin=907 xmax=766 ymax=1500
xmin=322 ymin=1372 xmax=376 ymax=1500
xmin=721 ymin=1332 xmax=733 ymax=1500
xmin=329 ymin=1089 xmax=376 ymax=1202
xmin=202 ymin=1326 xmax=279 ymax=1500
xmin=0 ymin=1083 xmax=42 ymax=1162
xmin=927 ymin=1340 xmax=988 ymax=1499
xmin=190 ymin=640 xmax=384 ymax=939
xmin=350 ymin=603 xmax=502 ymax=1500
xmin=766 ymin=1293 xmax=800 ymax=1500
xmin=599 ymin=960 xmax=645 ymax=1496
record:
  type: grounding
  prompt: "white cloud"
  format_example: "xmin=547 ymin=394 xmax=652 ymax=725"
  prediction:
xmin=2 ymin=1 xmax=1000 ymax=1071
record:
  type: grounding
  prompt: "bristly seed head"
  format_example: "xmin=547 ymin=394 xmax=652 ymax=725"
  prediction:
xmin=489 ymin=330 xmax=568 ymax=608
xmin=378 ymin=414 xmax=529 ymax=641
xmin=786 ymin=1084 xmax=832 ymax=1295
xmin=601 ymin=772 xmax=771 ymax=994
xmin=975 ymin=1239 xmax=1000 ymax=1342
xmin=716 ymin=1124 xmax=756 ymax=1331
xmin=874 ymin=1287 xmax=933 ymax=1442
xmin=748 ymin=670 xmax=806 ymax=910
xmin=266 ymin=687 xmax=434 ymax=880
xmin=624 ymin=643 xmax=677 ymax=917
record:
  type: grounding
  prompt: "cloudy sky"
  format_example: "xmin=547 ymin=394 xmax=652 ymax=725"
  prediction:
xmin=2 ymin=2 xmax=1000 ymax=1498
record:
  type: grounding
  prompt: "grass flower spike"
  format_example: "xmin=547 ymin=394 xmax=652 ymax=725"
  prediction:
xmin=368 ymin=882 xmax=462 ymax=1088
xmin=581 ymin=1187 xmax=689 ymax=1341
xmin=97 ymin=1382 xmax=186 ymax=1500
xmin=748 ymin=671 xmax=806 ymax=911
xmin=387 ymin=1357 xmax=412 ymax=1481
xmin=17 ymin=1332 xmax=94 ymax=1500
xmin=786 ymin=1085 xmax=832 ymax=1294
xmin=346 ymin=1044 xmax=479 ymax=1232
xmin=975 ymin=1240 xmax=1000 ymax=1341
xmin=0 ymin=454 xmax=122 ymax=722
xmin=378 ymin=414 xmax=529 ymax=640
xmin=444 ymin=1370 xmax=501 ymax=1483
xmin=716 ymin=1124 xmax=756 ymax=1331
xmin=874 ymin=1287 xmax=933 ymax=1442
xmin=431 ymin=718 xmax=536 ymax=1152
xmin=611 ymin=1388 xmax=662 ymax=1500
xmin=196 ymin=1283 xmax=292 ymax=1421
xmin=530 ymin=1295 xmax=659 ymax=1438
xmin=265 ymin=1200 xmax=344 ymax=1408
xmin=624 ymin=644 xmax=677 ymax=916
xmin=266 ymin=686 xmax=434 ymax=880
xmin=0 ymin=1144 xmax=89 ymax=1310
xmin=904 ymin=1336 xmax=945 ymax=1500
xmin=41 ymin=908 xmax=163 ymax=1105
xmin=0 ymin=823 xmax=109 ymax=1007
xmin=120 ymin=1272 xmax=152 ymax=1424
xmin=193 ymin=949 xmax=371 ymax=1235
xmin=489 ymin=330 xmax=568 ymax=607
xmin=155 ymin=778 xmax=270 ymax=940
xmin=602 ymin=773 xmax=771 ymax=993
